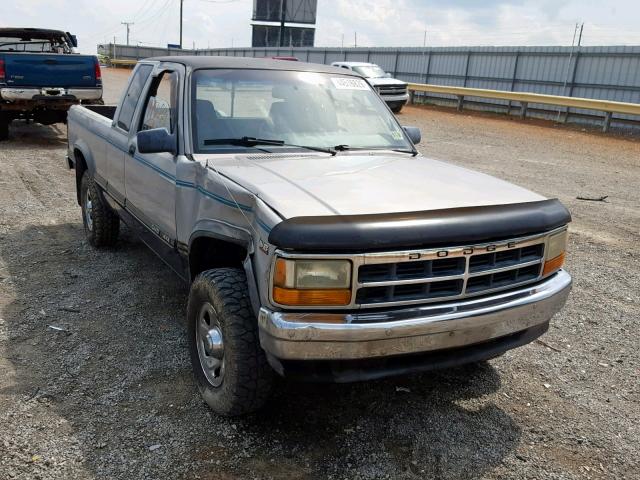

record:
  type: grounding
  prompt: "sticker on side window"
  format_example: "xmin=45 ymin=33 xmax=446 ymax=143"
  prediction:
xmin=331 ymin=77 xmax=370 ymax=90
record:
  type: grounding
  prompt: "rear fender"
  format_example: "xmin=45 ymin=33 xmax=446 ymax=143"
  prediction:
xmin=71 ymin=139 xmax=96 ymax=204
xmin=72 ymin=138 xmax=96 ymax=176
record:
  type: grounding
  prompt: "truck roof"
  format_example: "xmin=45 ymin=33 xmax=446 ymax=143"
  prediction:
xmin=0 ymin=27 xmax=67 ymax=37
xmin=147 ymin=55 xmax=357 ymax=75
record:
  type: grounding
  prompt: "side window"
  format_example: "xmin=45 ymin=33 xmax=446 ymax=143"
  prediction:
xmin=341 ymin=65 xmax=350 ymax=70
xmin=117 ymin=64 xmax=153 ymax=131
xmin=140 ymin=71 xmax=178 ymax=133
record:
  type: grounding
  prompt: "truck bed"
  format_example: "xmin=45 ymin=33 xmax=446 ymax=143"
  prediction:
xmin=67 ymin=104 xmax=116 ymax=173
xmin=83 ymin=104 xmax=117 ymax=119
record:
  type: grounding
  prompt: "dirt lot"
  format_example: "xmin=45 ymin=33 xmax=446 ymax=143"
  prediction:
xmin=0 ymin=67 xmax=638 ymax=480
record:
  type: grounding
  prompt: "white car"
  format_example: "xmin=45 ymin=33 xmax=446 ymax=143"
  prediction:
xmin=331 ymin=61 xmax=409 ymax=113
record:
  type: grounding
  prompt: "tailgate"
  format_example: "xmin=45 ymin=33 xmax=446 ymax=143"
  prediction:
xmin=3 ymin=53 xmax=96 ymax=87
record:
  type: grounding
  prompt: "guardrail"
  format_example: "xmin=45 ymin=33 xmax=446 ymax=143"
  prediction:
xmin=107 ymin=58 xmax=138 ymax=67
xmin=408 ymin=83 xmax=640 ymax=132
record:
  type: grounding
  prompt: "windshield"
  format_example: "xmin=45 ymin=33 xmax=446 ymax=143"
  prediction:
xmin=191 ymin=69 xmax=412 ymax=154
xmin=352 ymin=65 xmax=387 ymax=78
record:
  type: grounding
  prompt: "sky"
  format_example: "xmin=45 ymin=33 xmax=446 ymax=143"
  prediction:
xmin=2 ymin=0 xmax=639 ymax=54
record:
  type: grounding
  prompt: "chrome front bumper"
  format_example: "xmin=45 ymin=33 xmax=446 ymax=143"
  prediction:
xmin=0 ymin=87 xmax=102 ymax=101
xmin=258 ymin=270 xmax=571 ymax=361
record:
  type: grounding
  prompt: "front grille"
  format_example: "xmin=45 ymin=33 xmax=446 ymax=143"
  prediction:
xmin=377 ymin=85 xmax=407 ymax=96
xmin=356 ymin=241 xmax=545 ymax=307
xmin=359 ymin=257 xmax=465 ymax=282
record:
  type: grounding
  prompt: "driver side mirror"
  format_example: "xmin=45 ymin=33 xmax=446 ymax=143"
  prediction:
xmin=137 ymin=128 xmax=176 ymax=155
xmin=403 ymin=126 xmax=421 ymax=145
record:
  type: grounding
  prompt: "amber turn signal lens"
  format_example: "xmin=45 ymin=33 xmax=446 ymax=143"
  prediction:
xmin=542 ymin=252 xmax=565 ymax=276
xmin=273 ymin=287 xmax=351 ymax=306
xmin=273 ymin=258 xmax=288 ymax=287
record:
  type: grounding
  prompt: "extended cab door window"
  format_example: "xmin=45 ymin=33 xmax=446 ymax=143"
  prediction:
xmin=117 ymin=64 xmax=153 ymax=131
xmin=139 ymin=71 xmax=178 ymax=133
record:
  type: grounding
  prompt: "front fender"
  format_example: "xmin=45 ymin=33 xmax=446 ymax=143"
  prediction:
xmin=187 ymin=225 xmax=261 ymax=315
xmin=188 ymin=219 xmax=253 ymax=252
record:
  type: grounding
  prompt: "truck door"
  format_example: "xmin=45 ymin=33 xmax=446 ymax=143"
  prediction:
xmin=106 ymin=63 xmax=153 ymax=203
xmin=124 ymin=68 xmax=179 ymax=246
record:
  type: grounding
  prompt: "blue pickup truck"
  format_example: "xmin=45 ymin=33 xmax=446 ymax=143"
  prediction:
xmin=0 ymin=27 xmax=103 ymax=140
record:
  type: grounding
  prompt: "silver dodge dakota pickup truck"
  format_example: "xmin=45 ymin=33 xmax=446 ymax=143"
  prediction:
xmin=67 ymin=56 xmax=572 ymax=416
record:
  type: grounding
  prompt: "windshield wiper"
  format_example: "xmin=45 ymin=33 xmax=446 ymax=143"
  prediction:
xmin=330 ymin=145 xmax=418 ymax=156
xmin=203 ymin=137 xmax=337 ymax=156
xmin=391 ymin=148 xmax=419 ymax=156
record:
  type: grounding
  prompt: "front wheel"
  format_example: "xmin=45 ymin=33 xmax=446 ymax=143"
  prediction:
xmin=187 ymin=268 xmax=273 ymax=416
xmin=391 ymin=104 xmax=404 ymax=114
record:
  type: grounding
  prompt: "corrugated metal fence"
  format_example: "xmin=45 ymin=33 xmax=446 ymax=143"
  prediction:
xmin=100 ymin=43 xmax=640 ymax=129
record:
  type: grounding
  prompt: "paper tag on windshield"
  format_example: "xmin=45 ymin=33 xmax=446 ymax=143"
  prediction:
xmin=331 ymin=77 xmax=370 ymax=90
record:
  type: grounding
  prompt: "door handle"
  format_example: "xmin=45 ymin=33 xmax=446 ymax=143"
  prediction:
xmin=128 ymin=144 xmax=136 ymax=155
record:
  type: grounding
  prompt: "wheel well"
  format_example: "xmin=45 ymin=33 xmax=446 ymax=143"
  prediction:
xmin=189 ymin=236 xmax=248 ymax=281
xmin=74 ymin=148 xmax=88 ymax=205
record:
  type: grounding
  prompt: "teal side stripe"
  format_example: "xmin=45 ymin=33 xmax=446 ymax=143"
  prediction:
xmin=76 ymin=122 xmax=253 ymax=211
xmin=256 ymin=217 xmax=272 ymax=234
xmin=131 ymin=154 xmax=176 ymax=182
xmin=197 ymin=185 xmax=253 ymax=212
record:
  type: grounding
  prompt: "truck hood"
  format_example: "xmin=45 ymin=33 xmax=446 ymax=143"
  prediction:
xmin=366 ymin=77 xmax=407 ymax=87
xmin=200 ymin=153 xmax=545 ymax=219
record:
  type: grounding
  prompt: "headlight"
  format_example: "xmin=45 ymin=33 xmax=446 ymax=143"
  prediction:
xmin=542 ymin=230 xmax=568 ymax=276
xmin=273 ymin=258 xmax=352 ymax=306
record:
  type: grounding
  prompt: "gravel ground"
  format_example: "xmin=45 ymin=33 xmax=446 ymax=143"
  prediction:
xmin=0 ymin=67 xmax=638 ymax=480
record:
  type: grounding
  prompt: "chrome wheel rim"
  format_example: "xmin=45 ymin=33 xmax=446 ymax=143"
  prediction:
xmin=84 ymin=188 xmax=94 ymax=231
xmin=196 ymin=302 xmax=225 ymax=387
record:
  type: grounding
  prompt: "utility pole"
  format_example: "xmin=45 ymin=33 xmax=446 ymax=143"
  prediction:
xmin=577 ymin=22 xmax=584 ymax=46
xmin=179 ymin=0 xmax=184 ymax=49
xmin=354 ymin=31 xmax=357 ymax=47
xmin=423 ymin=30 xmax=427 ymax=47
xmin=279 ymin=0 xmax=287 ymax=47
xmin=121 ymin=22 xmax=134 ymax=46
xmin=341 ymin=33 xmax=344 ymax=48
xmin=556 ymin=23 xmax=579 ymax=121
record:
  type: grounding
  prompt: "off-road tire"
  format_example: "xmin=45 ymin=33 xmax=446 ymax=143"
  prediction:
xmin=391 ymin=105 xmax=404 ymax=114
xmin=80 ymin=171 xmax=120 ymax=247
xmin=0 ymin=114 xmax=9 ymax=141
xmin=187 ymin=268 xmax=273 ymax=416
